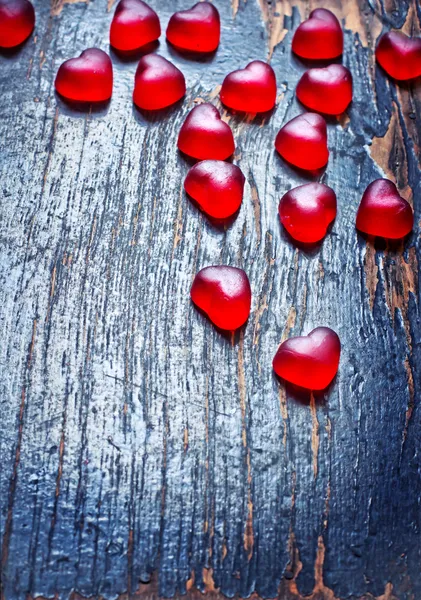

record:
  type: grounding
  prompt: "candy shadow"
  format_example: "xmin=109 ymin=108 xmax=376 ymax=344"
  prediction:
xmin=279 ymin=223 xmax=325 ymax=257
xmin=290 ymin=52 xmax=343 ymax=70
xmin=178 ymin=151 xmax=200 ymax=167
xmin=0 ymin=37 xmax=33 ymax=57
xmin=385 ymin=237 xmax=412 ymax=252
xmin=394 ymin=75 xmax=421 ymax=91
xmin=358 ymin=231 xmax=412 ymax=252
xmin=296 ymin=98 xmax=352 ymax=123
xmin=185 ymin=192 xmax=240 ymax=230
xmin=109 ymin=40 xmax=160 ymax=64
xmin=273 ymin=372 xmax=334 ymax=406
xmin=166 ymin=41 xmax=217 ymax=64
xmin=376 ymin=64 xmax=421 ymax=90
xmin=178 ymin=150 xmax=234 ymax=167
xmin=221 ymin=104 xmax=278 ymax=125
xmin=192 ymin=302 xmax=248 ymax=344
xmin=55 ymin=93 xmax=111 ymax=118
xmin=274 ymin=151 xmax=326 ymax=181
xmin=132 ymin=97 xmax=185 ymax=124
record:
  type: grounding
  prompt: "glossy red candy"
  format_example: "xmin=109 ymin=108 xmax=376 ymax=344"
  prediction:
xmin=279 ymin=183 xmax=336 ymax=244
xmin=191 ymin=266 xmax=251 ymax=330
xmin=184 ymin=160 xmax=245 ymax=219
xmin=275 ymin=113 xmax=329 ymax=171
xmin=356 ymin=179 xmax=413 ymax=239
xmin=296 ymin=64 xmax=352 ymax=115
xmin=178 ymin=103 xmax=235 ymax=160
xmin=220 ymin=60 xmax=277 ymax=113
xmin=133 ymin=54 xmax=185 ymax=110
xmin=166 ymin=2 xmax=220 ymax=53
xmin=292 ymin=9 xmax=343 ymax=60
xmin=110 ymin=0 xmax=160 ymax=51
xmin=0 ymin=0 xmax=35 ymax=48
xmin=273 ymin=327 xmax=340 ymax=391
xmin=375 ymin=31 xmax=421 ymax=81
xmin=55 ymin=49 xmax=113 ymax=102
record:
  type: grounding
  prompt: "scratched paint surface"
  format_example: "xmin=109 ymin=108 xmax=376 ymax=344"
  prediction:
xmin=0 ymin=1 xmax=420 ymax=599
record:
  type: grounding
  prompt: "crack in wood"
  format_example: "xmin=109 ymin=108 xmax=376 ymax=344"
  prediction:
xmin=51 ymin=0 xmax=89 ymax=17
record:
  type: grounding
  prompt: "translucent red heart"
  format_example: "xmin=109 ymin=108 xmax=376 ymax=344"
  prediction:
xmin=178 ymin=103 xmax=235 ymax=160
xmin=133 ymin=54 xmax=185 ymax=110
xmin=110 ymin=0 xmax=160 ymax=52
xmin=279 ymin=183 xmax=337 ymax=244
xmin=220 ymin=60 xmax=277 ymax=113
xmin=0 ymin=0 xmax=35 ymax=48
xmin=356 ymin=179 xmax=413 ymax=239
xmin=166 ymin=1 xmax=220 ymax=53
xmin=273 ymin=327 xmax=341 ymax=390
xmin=296 ymin=64 xmax=352 ymax=115
xmin=292 ymin=9 xmax=343 ymax=60
xmin=184 ymin=160 xmax=245 ymax=219
xmin=55 ymin=48 xmax=113 ymax=102
xmin=375 ymin=31 xmax=421 ymax=81
xmin=275 ymin=113 xmax=329 ymax=171
xmin=191 ymin=266 xmax=251 ymax=330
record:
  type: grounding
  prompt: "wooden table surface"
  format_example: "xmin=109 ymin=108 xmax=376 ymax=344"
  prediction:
xmin=1 ymin=1 xmax=420 ymax=599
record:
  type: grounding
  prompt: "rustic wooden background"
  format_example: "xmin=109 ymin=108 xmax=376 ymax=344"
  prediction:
xmin=1 ymin=0 xmax=420 ymax=599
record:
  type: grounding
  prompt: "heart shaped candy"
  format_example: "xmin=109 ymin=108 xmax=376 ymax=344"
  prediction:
xmin=275 ymin=113 xmax=329 ymax=171
xmin=55 ymin=48 xmax=113 ymax=102
xmin=376 ymin=31 xmax=421 ymax=81
xmin=110 ymin=0 xmax=160 ymax=51
xmin=133 ymin=54 xmax=185 ymax=110
xmin=273 ymin=327 xmax=341 ymax=390
xmin=296 ymin=64 xmax=352 ymax=115
xmin=178 ymin=103 xmax=235 ymax=160
xmin=220 ymin=60 xmax=277 ymax=113
xmin=292 ymin=9 xmax=343 ymax=60
xmin=0 ymin=0 xmax=35 ymax=48
xmin=166 ymin=2 xmax=220 ymax=53
xmin=356 ymin=179 xmax=413 ymax=239
xmin=279 ymin=183 xmax=337 ymax=244
xmin=191 ymin=266 xmax=251 ymax=330
xmin=184 ymin=160 xmax=245 ymax=219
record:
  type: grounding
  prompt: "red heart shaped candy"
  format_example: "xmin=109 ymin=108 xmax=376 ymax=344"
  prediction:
xmin=356 ymin=179 xmax=413 ymax=239
xmin=296 ymin=64 xmax=352 ymax=115
xmin=273 ymin=327 xmax=341 ymax=390
xmin=178 ymin=103 xmax=235 ymax=160
xmin=110 ymin=0 xmax=160 ymax=51
xmin=55 ymin=48 xmax=113 ymax=102
xmin=166 ymin=2 xmax=220 ymax=53
xmin=279 ymin=183 xmax=336 ymax=243
xmin=191 ymin=266 xmax=251 ymax=330
xmin=0 ymin=0 xmax=35 ymax=48
xmin=375 ymin=31 xmax=421 ymax=81
xmin=292 ymin=9 xmax=343 ymax=60
xmin=220 ymin=60 xmax=277 ymax=113
xmin=133 ymin=54 xmax=185 ymax=110
xmin=275 ymin=113 xmax=329 ymax=171
xmin=184 ymin=160 xmax=245 ymax=219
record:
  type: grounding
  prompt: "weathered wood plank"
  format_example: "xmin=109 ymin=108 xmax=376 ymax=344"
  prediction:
xmin=0 ymin=1 xmax=420 ymax=599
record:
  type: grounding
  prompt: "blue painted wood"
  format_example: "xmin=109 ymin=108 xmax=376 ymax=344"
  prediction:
xmin=1 ymin=1 xmax=420 ymax=599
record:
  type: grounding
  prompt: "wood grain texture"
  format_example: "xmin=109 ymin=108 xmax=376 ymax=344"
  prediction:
xmin=0 ymin=1 xmax=420 ymax=599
